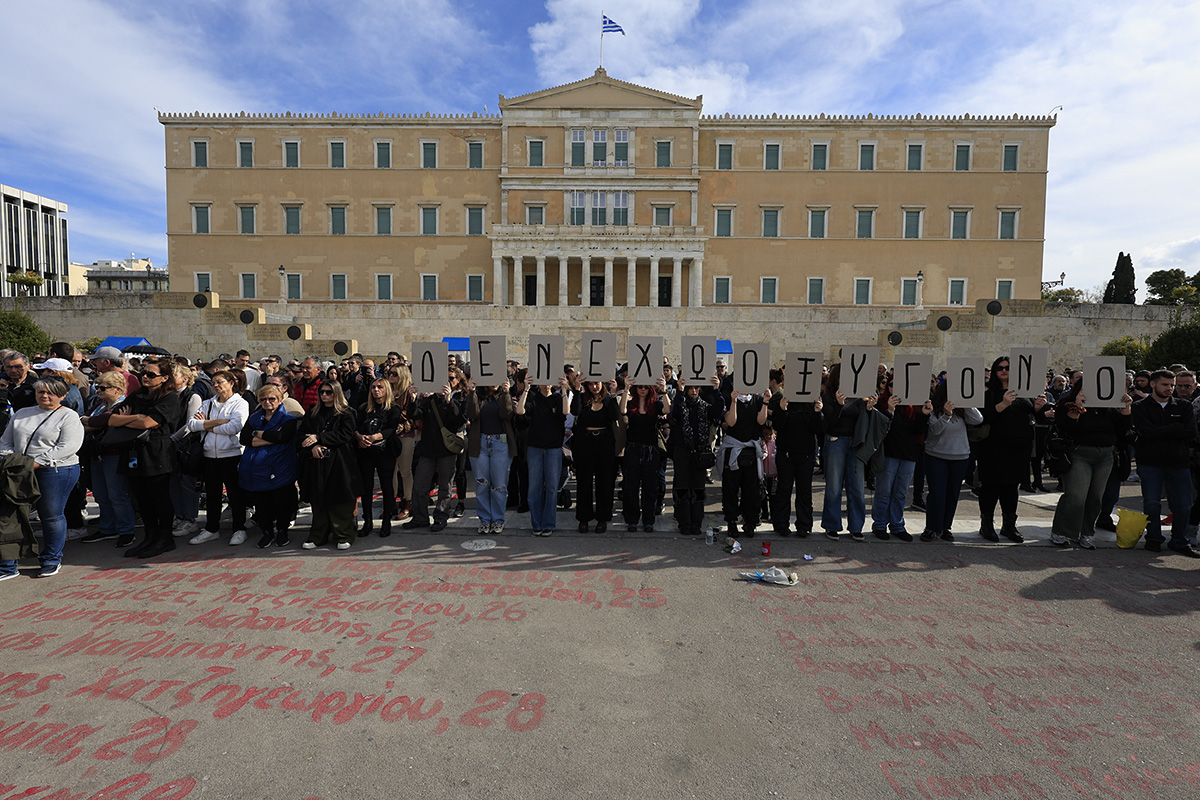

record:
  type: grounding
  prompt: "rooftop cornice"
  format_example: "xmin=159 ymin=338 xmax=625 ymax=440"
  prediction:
xmin=700 ymin=112 xmax=1057 ymax=127
xmin=158 ymin=110 xmax=501 ymax=124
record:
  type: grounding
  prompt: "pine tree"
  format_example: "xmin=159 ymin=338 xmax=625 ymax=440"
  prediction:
xmin=1102 ymin=252 xmax=1137 ymax=304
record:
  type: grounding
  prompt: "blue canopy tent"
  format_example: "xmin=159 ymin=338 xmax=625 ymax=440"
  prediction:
xmin=96 ymin=336 xmax=151 ymax=352
xmin=442 ymin=337 xmax=470 ymax=353
xmin=716 ymin=339 xmax=733 ymax=354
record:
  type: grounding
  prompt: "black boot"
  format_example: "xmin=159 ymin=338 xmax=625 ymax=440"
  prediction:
xmin=124 ymin=532 xmax=156 ymax=558
xmin=1000 ymin=514 xmax=1024 ymax=543
xmin=137 ymin=528 xmax=177 ymax=559
xmin=979 ymin=516 xmax=999 ymax=542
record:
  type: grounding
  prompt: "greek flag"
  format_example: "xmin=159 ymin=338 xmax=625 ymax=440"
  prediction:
xmin=602 ymin=15 xmax=625 ymax=35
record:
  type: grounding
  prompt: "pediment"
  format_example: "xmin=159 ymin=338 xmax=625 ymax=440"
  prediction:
xmin=500 ymin=68 xmax=702 ymax=112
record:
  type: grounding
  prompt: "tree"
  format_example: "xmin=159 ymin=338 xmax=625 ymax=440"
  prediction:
xmin=72 ymin=336 xmax=105 ymax=354
xmin=1144 ymin=268 xmax=1200 ymax=305
xmin=1099 ymin=336 xmax=1148 ymax=372
xmin=1144 ymin=317 xmax=1200 ymax=370
xmin=1102 ymin=252 xmax=1137 ymax=304
xmin=0 ymin=310 xmax=52 ymax=358
xmin=5 ymin=271 xmax=44 ymax=294
xmin=1042 ymin=286 xmax=1086 ymax=303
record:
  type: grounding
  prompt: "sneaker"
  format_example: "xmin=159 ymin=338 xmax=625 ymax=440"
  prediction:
xmin=478 ymin=523 xmax=491 ymax=535
xmin=174 ymin=520 xmax=201 ymax=538
xmin=35 ymin=564 xmax=61 ymax=579
xmin=336 ymin=542 xmax=351 ymax=550
xmin=627 ymin=524 xmax=639 ymax=533
xmin=66 ymin=527 xmax=87 ymax=540
xmin=491 ymin=522 xmax=504 ymax=535
xmin=302 ymin=541 xmax=317 ymax=550
xmin=851 ymin=531 xmax=865 ymax=542
xmin=1127 ymin=471 xmax=1139 ymax=483
xmin=910 ymin=497 xmax=926 ymax=511
xmin=452 ymin=503 xmax=465 ymax=518
xmin=171 ymin=518 xmax=186 ymax=531
xmin=229 ymin=530 xmax=248 ymax=546
xmin=430 ymin=521 xmax=447 ymax=532
xmin=1167 ymin=542 xmax=1200 ymax=558
xmin=1145 ymin=540 xmax=1162 ymax=552
xmin=1050 ymin=532 xmax=1071 ymax=547
xmin=275 ymin=532 xmax=291 ymax=547
xmin=892 ymin=530 xmax=913 ymax=542
xmin=189 ymin=530 xmax=220 ymax=545
xmin=920 ymin=530 xmax=936 ymax=542
xmin=256 ymin=533 xmax=274 ymax=549
xmin=1077 ymin=535 xmax=1096 ymax=550
xmin=871 ymin=528 xmax=890 ymax=541
xmin=402 ymin=519 xmax=430 ymax=530
xmin=80 ymin=530 xmax=118 ymax=543
xmin=795 ymin=530 xmax=811 ymax=539
xmin=939 ymin=530 xmax=955 ymax=542
xmin=824 ymin=530 xmax=839 ymax=541
xmin=0 ymin=571 xmax=20 ymax=583
xmin=115 ymin=534 xmax=136 ymax=548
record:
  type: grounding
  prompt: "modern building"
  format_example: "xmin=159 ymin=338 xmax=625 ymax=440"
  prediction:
xmin=1 ymin=184 xmax=69 ymax=298
xmin=161 ymin=68 xmax=1053 ymax=309
xmin=78 ymin=257 xmax=170 ymax=293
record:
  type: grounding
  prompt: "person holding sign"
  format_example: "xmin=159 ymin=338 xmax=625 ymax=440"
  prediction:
xmin=870 ymin=379 xmax=931 ymax=542
xmin=571 ymin=378 xmax=628 ymax=532
xmin=920 ymin=380 xmax=984 ymax=543
xmin=769 ymin=370 xmax=824 ymax=537
xmin=403 ymin=379 xmax=468 ymax=534
xmin=465 ymin=376 xmax=517 ymax=535
xmin=670 ymin=374 xmax=725 ymax=536
xmin=820 ymin=363 xmax=879 ymax=541
xmin=977 ymin=356 xmax=1050 ymax=543
xmin=719 ymin=385 xmax=771 ymax=537
xmin=622 ymin=377 xmax=672 ymax=532
xmin=1049 ymin=377 xmax=1132 ymax=549
xmin=515 ymin=376 xmax=571 ymax=536
xmin=1131 ymin=370 xmax=1199 ymax=557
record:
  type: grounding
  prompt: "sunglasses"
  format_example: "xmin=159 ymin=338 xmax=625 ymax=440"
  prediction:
xmin=996 ymin=366 xmax=1010 ymax=371
xmin=319 ymin=389 xmax=335 ymax=396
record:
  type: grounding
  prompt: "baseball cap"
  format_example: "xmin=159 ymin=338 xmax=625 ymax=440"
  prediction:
xmin=92 ymin=346 xmax=123 ymax=360
xmin=33 ymin=357 xmax=73 ymax=372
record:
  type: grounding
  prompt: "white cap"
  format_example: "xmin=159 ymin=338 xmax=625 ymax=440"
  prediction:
xmin=33 ymin=357 xmax=73 ymax=372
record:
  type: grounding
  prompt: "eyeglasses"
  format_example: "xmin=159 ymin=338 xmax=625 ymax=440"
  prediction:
xmin=141 ymin=372 xmax=164 ymax=380
xmin=319 ymin=389 xmax=335 ymax=396
xmin=996 ymin=366 xmax=1010 ymax=371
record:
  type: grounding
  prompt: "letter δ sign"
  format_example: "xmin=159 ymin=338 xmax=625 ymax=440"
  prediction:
xmin=946 ymin=358 xmax=986 ymax=408
xmin=680 ymin=337 xmax=717 ymax=383
xmin=412 ymin=342 xmax=449 ymax=394
xmin=785 ymin=352 xmax=823 ymax=403
xmin=470 ymin=336 xmax=507 ymax=386
xmin=1010 ymin=348 xmax=1049 ymax=398
xmin=627 ymin=336 xmax=664 ymax=385
xmin=733 ymin=343 xmax=770 ymax=395
xmin=580 ymin=331 xmax=617 ymax=382
xmin=840 ymin=347 xmax=881 ymax=398
xmin=1082 ymin=356 xmax=1126 ymax=408
xmin=527 ymin=335 xmax=565 ymax=386
xmin=893 ymin=355 xmax=933 ymax=406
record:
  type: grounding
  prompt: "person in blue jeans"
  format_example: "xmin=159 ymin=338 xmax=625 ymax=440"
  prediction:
xmin=466 ymin=378 xmax=516 ymax=535
xmin=821 ymin=362 xmax=878 ymax=541
xmin=0 ymin=375 xmax=85 ymax=579
xmin=516 ymin=377 xmax=570 ymax=536
xmin=79 ymin=371 xmax=136 ymax=547
xmin=1131 ymin=370 xmax=1198 ymax=557
xmin=871 ymin=381 xmax=932 ymax=541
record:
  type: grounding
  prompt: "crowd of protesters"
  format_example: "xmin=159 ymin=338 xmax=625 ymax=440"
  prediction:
xmin=0 ymin=340 xmax=1197 ymax=581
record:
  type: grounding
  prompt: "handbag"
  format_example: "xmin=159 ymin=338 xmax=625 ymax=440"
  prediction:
xmin=175 ymin=432 xmax=205 ymax=475
xmin=100 ymin=425 xmax=150 ymax=449
xmin=966 ymin=422 xmax=990 ymax=443
xmin=694 ymin=449 xmax=717 ymax=469
xmin=431 ymin=401 xmax=466 ymax=455
xmin=1044 ymin=422 xmax=1073 ymax=476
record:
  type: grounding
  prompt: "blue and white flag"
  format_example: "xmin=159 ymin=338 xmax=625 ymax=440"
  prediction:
xmin=602 ymin=15 xmax=625 ymax=35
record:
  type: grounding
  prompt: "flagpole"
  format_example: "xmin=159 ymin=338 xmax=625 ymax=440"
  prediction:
xmin=599 ymin=10 xmax=605 ymax=68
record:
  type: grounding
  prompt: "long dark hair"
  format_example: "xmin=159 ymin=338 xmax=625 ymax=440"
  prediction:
xmin=986 ymin=355 xmax=1010 ymax=394
xmin=931 ymin=381 xmax=965 ymax=418
xmin=824 ymin=363 xmax=841 ymax=397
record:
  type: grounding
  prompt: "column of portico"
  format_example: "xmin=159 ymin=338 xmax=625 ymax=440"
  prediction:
xmin=603 ymin=257 xmax=614 ymax=307
xmin=492 ymin=257 xmax=504 ymax=306
xmin=512 ymin=258 xmax=522 ymax=306
xmin=672 ymin=258 xmax=682 ymax=307
xmin=558 ymin=256 xmax=568 ymax=306
xmin=691 ymin=257 xmax=704 ymax=307
xmin=582 ymin=256 xmax=592 ymax=306
xmin=626 ymin=256 xmax=637 ymax=307
xmin=536 ymin=256 xmax=546 ymax=306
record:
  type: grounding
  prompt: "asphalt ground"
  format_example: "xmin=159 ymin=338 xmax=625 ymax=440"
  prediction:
xmin=0 ymin=472 xmax=1198 ymax=800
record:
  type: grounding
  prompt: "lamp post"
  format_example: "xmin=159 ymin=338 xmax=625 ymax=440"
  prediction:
xmin=278 ymin=264 xmax=286 ymax=307
xmin=915 ymin=269 xmax=924 ymax=310
xmin=1040 ymin=271 xmax=1066 ymax=294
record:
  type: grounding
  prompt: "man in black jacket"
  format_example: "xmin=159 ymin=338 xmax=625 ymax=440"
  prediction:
xmin=1131 ymin=370 xmax=1198 ymax=557
xmin=403 ymin=383 xmax=467 ymax=533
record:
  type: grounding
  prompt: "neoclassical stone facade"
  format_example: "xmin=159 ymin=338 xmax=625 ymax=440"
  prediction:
xmin=161 ymin=69 xmax=1053 ymax=310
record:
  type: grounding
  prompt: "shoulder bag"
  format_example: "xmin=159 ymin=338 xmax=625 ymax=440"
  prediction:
xmin=431 ymin=401 xmax=466 ymax=454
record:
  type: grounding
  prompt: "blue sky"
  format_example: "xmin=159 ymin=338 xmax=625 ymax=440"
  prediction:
xmin=3 ymin=0 xmax=1198 ymax=297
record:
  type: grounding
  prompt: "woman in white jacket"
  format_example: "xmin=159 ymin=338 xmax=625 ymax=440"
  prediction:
xmin=186 ymin=370 xmax=250 ymax=546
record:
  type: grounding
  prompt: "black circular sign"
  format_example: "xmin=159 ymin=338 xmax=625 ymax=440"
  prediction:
xmin=333 ymin=341 xmax=349 ymax=356
xmin=887 ymin=331 xmax=903 ymax=346
xmin=239 ymin=309 xmax=255 ymax=324
xmin=986 ymin=301 xmax=1003 ymax=316
xmin=192 ymin=293 xmax=209 ymax=308
xmin=937 ymin=315 xmax=953 ymax=331
xmin=286 ymin=325 xmax=303 ymax=341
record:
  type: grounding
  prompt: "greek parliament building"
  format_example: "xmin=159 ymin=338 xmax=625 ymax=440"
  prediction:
xmin=160 ymin=69 xmax=1053 ymax=311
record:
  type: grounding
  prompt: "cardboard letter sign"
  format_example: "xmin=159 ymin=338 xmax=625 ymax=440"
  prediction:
xmin=1082 ymin=356 xmax=1126 ymax=408
xmin=470 ymin=336 xmax=507 ymax=386
xmin=1010 ymin=348 xmax=1049 ymax=398
xmin=627 ymin=336 xmax=664 ymax=385
xmin=841 ymin=347 xmax=881 ymax=398
xmin=892 ymin=355 xmax=933 ymax=406
xmin=681 ymin=337 xmax=717 ymax=382
xmin=412 ymin=342 xmax=449 ymax=394
xmin=580 ymin=331 xmax=617 ymax=382
xmin=528 ymin=335 xmax=565 ymax=386
xmin=785 ymin=352 xmax=823 ymax=403
xmin=946 ymin=358 xmax=986 ymax=408
xmin=733 ymin=343 xmax=770 ymax=396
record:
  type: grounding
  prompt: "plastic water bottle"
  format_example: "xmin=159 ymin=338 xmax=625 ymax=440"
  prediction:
xmin=705 ymin=525 xmax=714 ymax=545
xmin=127 ymin=453 xmax=138 ymax=470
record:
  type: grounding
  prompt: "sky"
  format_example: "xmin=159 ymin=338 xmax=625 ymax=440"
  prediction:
xmin=2 ymin=0 xmax=1198 ymax=298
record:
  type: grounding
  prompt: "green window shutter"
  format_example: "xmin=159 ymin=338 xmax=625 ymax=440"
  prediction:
xmin=901 ymin=280 xmax=916 ymax=306
xmin=469 ymin=142 xmax=483 ymax=169
xmin=468 ymin=207 xmax=483 ymax=235
xmin=859 ymin=144 xmax=874 ymax=170
xmin=907 ymin=144 xmax=922 ymax=171
xmin=528 ymin=206 xmax=544 ymax=225
xmin=764 ymin=144 xmax=779 ymax=170
xmin=810 ymin=209 xmax=825 ymax=238
xmin=284 ymin=141 xmax=299 ymax=168
xmin=193 ymin=141 xmax=207 ymax=168
xmin=330 ymin=207 xmax=346 ymax=235
xmin=612 ymin=207 xmax=628 ymax=226
xmin=422 ymin=276 xmax=437 ymax=301
xmin=529 ymin=141 xmax=543 ymax=166
xmin=331 ymin=274 xmax=347 ymax=300
xmin=240 ymin=207 xmax=255 ymax=234
xmin=287 ymin=274 xmax=301 ymax=300
xmin=422 ymin=142 xmax=437 ymax=168
xmin=468 ymin=275 xmax=483 ymax=302
xmin=1003 ymin=145 xmax=1019 ymax=172
xmin=242 ymin=274 xmax=256 ymax=299
xmin=377 ymin=142 xmax=391 ymax=169
xmin=654 ymin=207 xmax=671 ymax=226
xmin=376 ymin=275 xmax=391 ymax=300
xmin=194 ymin=206 xmax=209 ymax=234
xmin=571 ymin=142 xmax=585 ymax=167
xmin=855 ymin=280 xmax=870 ymax=305
xmin=714 ymin=278 xmax=730 ymax=304
xmin=997 ymin=280 xmax=1013 ymax=300
xmin=1000 ymin=211 xmax=1016 ymax=239
xmin=330 ymin=141 xmax=345 ymax=168
xmin=949 ymin=280 xmax=965 ymax=305
xmin=656 ymin=141 xmax=671 ymax=167
xmin=761 ymin=278 xmax=777 ymax=304
xmin=285 ymin=207 xmax=300 ymax=235
xmin=955 ymin=145 xmax=971 ymax=171
xmin=856 ymin=210 xmax=873 ymax=239
xmin=239 ymin=141 xmax=253 ymax=168
xmin=421 ymin=208 xmax=437 ymax=235
xmin=718 ymin=143 xmax=732 ymax=170
xmin=812 ymin=144 xmax=827 ymax=171
xmin=716 ymin=209 xmax=731 ymax=237
xmin=593 ymin=141 xmax=606 ymax=165
xmin=376 ymin=207 xmax=391 ymax=235
xmin=952 ymin=211 xmax=968 ymax=239
xmin=904 ymin=210 xmax=921 ymax=239
xmin=614 ymin=141 xmax=627 ymax=165
xmin=762 ymin=210 xmax=778 ymax=237
xmin=808 ymin=278 xmax=823 ymax=305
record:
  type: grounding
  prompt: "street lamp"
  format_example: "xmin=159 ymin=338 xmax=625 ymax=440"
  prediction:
xmin=915 ymin=269 xmax=924 ymax=310
xmin=1041 ymin=271 xmax=1066 ymax=293
xmin=278 ymin=264 xmax=286 ymax=306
